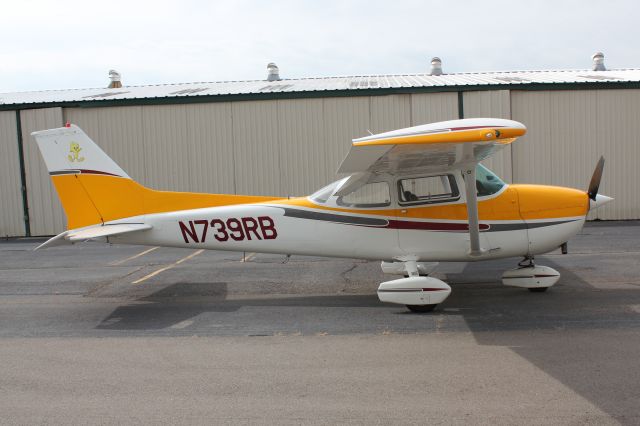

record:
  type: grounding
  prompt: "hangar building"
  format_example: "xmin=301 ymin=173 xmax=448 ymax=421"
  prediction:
xmin=1 ymin=56 xmax=639 ymax=237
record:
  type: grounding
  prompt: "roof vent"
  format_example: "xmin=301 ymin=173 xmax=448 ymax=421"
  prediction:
xmin=108 ymin=70 xmax=122 ymax=88
xmin=429 ymin=57 xmax=443 ymax=76
xmin=592 ymin=52 xmax=606 ymax=71
xmin=267 ymin=63 xmax=280 ymax=81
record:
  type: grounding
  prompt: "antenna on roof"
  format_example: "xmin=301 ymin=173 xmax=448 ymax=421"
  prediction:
xmin=592 ymin=52 xmax=606 ymax=71
xmin=108 ymin=70 xmax=122 ymax=88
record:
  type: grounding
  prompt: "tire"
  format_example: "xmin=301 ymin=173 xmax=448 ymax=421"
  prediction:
xmin=528 ymin=287 xmax=549 ymax=293
xmin=406 ymin=304 xmax=438 ymax=313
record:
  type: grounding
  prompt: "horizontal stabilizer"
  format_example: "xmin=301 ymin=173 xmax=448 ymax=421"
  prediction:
xmin=35 ymin=223 xmax=152 ymax=250
xmin=66 ymin=223 xmax=152 ymax=241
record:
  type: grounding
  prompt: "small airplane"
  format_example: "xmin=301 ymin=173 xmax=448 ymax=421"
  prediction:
xmin=32 ymin=118 xmax=612 ymax=312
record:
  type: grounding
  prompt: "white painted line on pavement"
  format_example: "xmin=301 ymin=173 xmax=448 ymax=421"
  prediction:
xmin=132 ymin=249 xmax=204 ymax=284
xmin=110 ymin=246 xmax=159 ymax=266
xmin=170 ymin=319 xmax=194 ymax=329
xmin=241 ymin=252 xmax=256 ymax=262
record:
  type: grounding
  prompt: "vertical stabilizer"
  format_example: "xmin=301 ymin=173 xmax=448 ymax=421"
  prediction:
xmin=33 ymin=124 xmax=129 ymax=179
xmin=32 ymin=124 xmax=282 ymax=231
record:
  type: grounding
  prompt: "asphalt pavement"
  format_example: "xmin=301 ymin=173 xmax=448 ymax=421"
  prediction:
xmin=1 ymin=221 xmax=639 ymax=424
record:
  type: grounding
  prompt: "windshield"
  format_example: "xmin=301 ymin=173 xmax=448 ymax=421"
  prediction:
xmin=337 ymin=181 xmax=391 ymax=208
xmin=309 ymin=179 xmax=343 ymax=204
xmin=475 ymin=164 xmax=505 ymax=196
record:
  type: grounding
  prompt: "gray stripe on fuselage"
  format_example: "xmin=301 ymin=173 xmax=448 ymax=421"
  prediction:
xmin=269 ymin=205 xmax=578 ymax=232
xmin=280 ymin=207 xmax=389 ymax=227
xmin=489 ymin=219 xmax=579 ymax=232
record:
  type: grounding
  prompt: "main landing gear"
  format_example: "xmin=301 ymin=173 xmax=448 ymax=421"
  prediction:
xmin=377 ymin=258 xmax=451 ymax=313
xmin=377 ymin=255 xmax=561 ymax=313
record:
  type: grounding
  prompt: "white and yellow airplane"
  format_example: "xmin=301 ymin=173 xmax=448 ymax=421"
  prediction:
xmin=32 ymin=118 xmax=612 ymax=312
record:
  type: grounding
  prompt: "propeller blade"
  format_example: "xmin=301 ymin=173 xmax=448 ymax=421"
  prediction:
xmin=587 ymin=156 xmax=605 ymax=201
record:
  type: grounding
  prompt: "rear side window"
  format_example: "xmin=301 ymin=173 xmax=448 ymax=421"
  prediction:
xmin=398 ymin=175 xmax=459 ymax=205
xmin=337 ymin=181 xmax=391 ymax=208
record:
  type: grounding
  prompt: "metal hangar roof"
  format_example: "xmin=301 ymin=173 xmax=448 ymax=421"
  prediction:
xmin=2 ymin=68 xmax=640 ymax=109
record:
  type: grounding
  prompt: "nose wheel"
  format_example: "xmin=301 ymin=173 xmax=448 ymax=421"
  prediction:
xmin=502 ymin=255 xmax=560 ymax=290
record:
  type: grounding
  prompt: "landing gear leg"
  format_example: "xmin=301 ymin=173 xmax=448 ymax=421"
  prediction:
xmin=518 ymin=255 xmax=535 ymax=268
xmin=377 ymin=258 xmax=451 ymax=313
xmin=502 ymin=254 xmax=560 ymax=290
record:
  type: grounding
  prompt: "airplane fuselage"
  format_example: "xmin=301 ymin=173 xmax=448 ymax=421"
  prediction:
xmin=112 ymin=179 xmax=589 ymax=262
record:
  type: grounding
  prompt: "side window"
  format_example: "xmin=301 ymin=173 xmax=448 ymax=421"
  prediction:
xmin=337 ymin=182 xmax=391 ymax=208
xmin=398 ymin=175 xmax=459 ymax=204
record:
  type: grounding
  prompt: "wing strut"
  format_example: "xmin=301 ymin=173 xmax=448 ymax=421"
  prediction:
xmin=462 ymin=166 xmax=484 ymax=257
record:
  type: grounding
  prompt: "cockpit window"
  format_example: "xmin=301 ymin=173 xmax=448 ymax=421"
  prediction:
xmin=336 ymin=181 xmax=391 ymax=208
xmin=398 ymin=174 xmax=459 ymax=205
xmin=475 ymin=164 xmax=505 ymax=197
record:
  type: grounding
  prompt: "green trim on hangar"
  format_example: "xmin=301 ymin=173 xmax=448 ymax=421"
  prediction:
xmin=2 ymin=81 xmax=640 ymax=112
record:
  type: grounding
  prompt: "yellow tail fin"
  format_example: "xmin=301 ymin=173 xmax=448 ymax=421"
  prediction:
xmin=33 ymin=125 xmax=279 ymax=230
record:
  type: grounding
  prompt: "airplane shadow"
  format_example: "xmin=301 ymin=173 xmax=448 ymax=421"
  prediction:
xmin=96 ymin=282 xmax=383 ymax=331
xmin=95 ymin=257 xmax=640 ymax=421
xmin=448 ymin=257 xmax=640 ymax=423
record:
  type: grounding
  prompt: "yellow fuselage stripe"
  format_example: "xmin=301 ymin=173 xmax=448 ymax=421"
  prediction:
xmin=52 ymin=173 xmax=588 ymax=230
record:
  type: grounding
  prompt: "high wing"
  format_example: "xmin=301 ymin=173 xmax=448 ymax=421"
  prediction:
xmin=338 ymin=118 xmax=526 ymax=175
xmin=337 ymin=118 xmax=527 ymax=257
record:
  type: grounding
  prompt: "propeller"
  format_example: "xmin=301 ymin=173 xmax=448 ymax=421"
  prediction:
xmin=587 ymin=156 xmax=605 ymax=201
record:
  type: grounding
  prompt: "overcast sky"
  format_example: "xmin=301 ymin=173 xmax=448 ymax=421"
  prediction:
xmin=1 ymin=0 xmax=639 ymax=93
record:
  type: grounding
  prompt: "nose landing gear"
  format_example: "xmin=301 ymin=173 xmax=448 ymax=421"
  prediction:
xmin=502 ymin=255 xmax=560 ymax=291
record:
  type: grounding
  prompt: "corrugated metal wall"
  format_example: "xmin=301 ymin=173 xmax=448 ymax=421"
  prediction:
xmin=20 ymin=108 xmax=65 ymax=235
xmin=0 ymin=111 xmax=24 ymax=237
xmin=411 ymin=93 xmax=458 ymax=124
xmin=511 ymin=89 xmax=640 ymax=220
xmin=4 ymin=89 xmax=638 ymax=236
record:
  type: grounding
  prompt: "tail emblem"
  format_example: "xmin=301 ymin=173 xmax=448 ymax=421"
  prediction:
xmin=68 ymin=142 xmax=85 ymax=162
